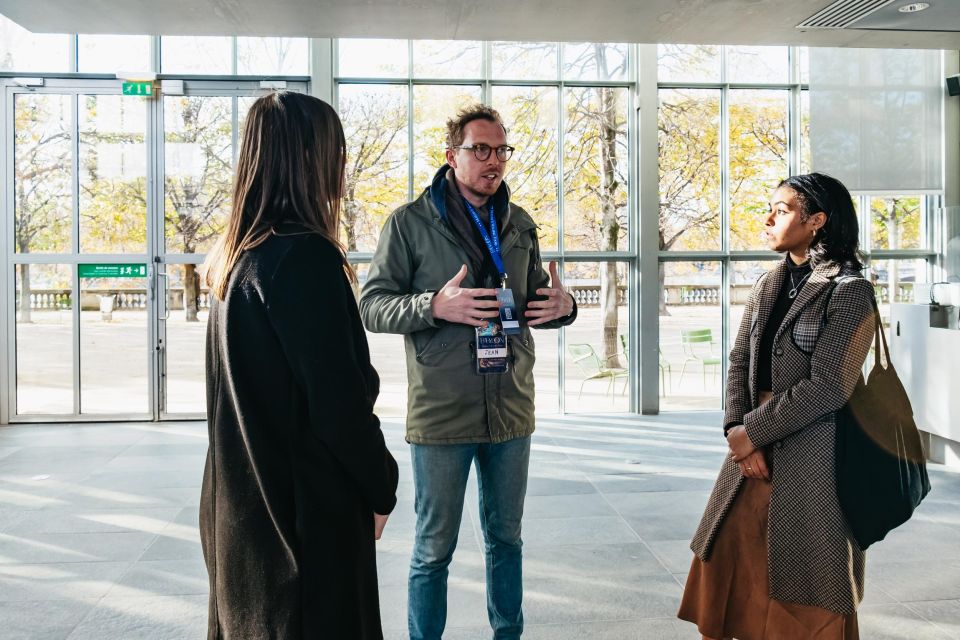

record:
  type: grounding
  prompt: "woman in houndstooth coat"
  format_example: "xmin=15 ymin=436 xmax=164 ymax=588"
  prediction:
xmin=678 ymin=173 xmax=877 ymax=640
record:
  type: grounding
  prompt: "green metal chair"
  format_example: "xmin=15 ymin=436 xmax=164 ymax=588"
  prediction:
xmin=679 ymin=328 xmax=720 ymax=388
xmin=568 ymin=343 xmax=628 ymax=399
xmin=619 ymin=334 xmax=671 ymax=396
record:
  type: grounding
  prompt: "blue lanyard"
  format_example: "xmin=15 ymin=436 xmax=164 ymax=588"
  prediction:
xmin=462 ymin=198 xmax=506 ymax=282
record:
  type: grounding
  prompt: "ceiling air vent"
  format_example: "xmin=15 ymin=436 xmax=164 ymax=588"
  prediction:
xmin=797 ymin=0 xmax=895 ymax=29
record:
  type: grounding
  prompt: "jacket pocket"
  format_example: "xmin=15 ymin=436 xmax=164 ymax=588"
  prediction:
xmin=790 ymin=315 xmax=821 ymax=354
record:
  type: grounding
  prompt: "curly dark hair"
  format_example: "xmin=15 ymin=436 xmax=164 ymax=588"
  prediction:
xmin=777 ymin=172 xmax=863 ymax=270
xmin=445 ymin=104 xmax=507 ymax=148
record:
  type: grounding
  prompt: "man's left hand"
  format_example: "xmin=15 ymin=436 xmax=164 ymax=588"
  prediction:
xmin=525 ymin=261 xmax=574 ymax=326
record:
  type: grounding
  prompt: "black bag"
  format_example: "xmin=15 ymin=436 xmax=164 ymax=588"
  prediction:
xmin=834 ymin=291 xmax=931 ymax=551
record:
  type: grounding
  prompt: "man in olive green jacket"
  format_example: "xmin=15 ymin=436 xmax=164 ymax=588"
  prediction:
xmin=359 ymin=104 xmax=576 ymax=640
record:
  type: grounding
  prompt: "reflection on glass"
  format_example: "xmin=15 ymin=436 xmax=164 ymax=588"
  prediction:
xmin=491 ymin=42 xmax=558 ymax=80
xmin=237 ymin=37 xmax=309 ymax=75
xmin=413 ymin=84 xmax=482 ymax=189
xmin=800 ymin=91 xmax=811 ymax=174
xmin=338 ymin=39 xmax=408 ymax=77
xmin=15 ymin=264 xmax=73 ymax=414
xmin=564 ymin=262 xmax=630 ymax=413
xmin=354 ymin=264 xmax=408 ymax=417
xmin=563 ymin=87 xmax=628 ymax=252
xmin=563 ymin=43 xmax=628 ymax=81
xmin=870 ymin=196 xmax=924 ymax=251
xmin=78 ymin=35 xmax=151 ymax=73
xmin=798 ymin=46 xmax=810 ymax=85
xmin=339 ymin=84 xmax=409 ymax=253
xmin=80 ymin=95 xmax=148 ymax=253
xmin=660 ymin=261 xmax=722 ymax=410
xmin=80 ymin=274 xmax=149 ymax=414
xmin=728 ymin=90 xmax=788 ymax=251
xmin=658 ymin=89 xmax=721 ymax=251
xmin=164 ymin=264 xmax=209 ymax=414
xmin=726 ymin=46 xmax=790 ymax=84
xmin=492 ymin=85 xmax=559 ymax=251
xmin=413 ymin=40 xmax=482 ymax=78
xmin=14 ymin=94 xmax=73 ymax=254
xmin=164 ymin=96 xmax=235 ymax=254
xmin=0 ymin=15 xmax=71 ymax=72
xmin=657 ymin=44 xmax=720 ymax=83
xmin=866 ymin=259 xmax=927 ymax=326
xmin=161 ymin=36 xmax=232 ymax=74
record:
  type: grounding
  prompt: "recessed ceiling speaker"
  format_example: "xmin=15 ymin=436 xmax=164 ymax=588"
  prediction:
xmin=947 ymin=75 xmax=960 ymax=97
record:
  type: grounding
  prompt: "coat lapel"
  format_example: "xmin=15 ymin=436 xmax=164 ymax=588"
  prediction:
xmin=772 ymin=260 xmax=842 ymax=343
xmin=753 ymin=261 xmax=787 ymax=349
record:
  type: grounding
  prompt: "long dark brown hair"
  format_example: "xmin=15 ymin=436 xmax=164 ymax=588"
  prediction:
xmin=203 ymin=91 xmax=351 ymax=300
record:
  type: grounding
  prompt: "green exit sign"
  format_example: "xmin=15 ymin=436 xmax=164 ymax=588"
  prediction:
xmin=122 ymin=81 xmax=153 ymax=97
xmin=79 ymin=263 xmax=147 ymax=279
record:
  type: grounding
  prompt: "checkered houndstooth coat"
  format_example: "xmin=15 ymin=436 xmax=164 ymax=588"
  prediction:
xmin=690 ymin=259 xmax=876 ymax=615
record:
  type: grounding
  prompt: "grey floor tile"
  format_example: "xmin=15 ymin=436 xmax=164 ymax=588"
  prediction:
xmin=590 ymin=471 xmax=718 ymax=494
xmin=523 ymin=574 xmax=683 ymax=624
xmin=858 ymin=603 xmax=957 ymax=640
xmin=522 ymin=492 xmax=619 ymax=519
xmin=522 ymin=515 xmax=640 ymax=546
xmin=870 ymin=560 xmax=960 ymax=602
xmin=0 ymin=598 xmax=98 ymax=640
xmin=66 ymin=594 xmax=207 ymax=640
xmin=0 ymin=561 xmax=129 ymax=602
xmin=0 ymin=531 xmax=156 ymax=564
xmin=139 ymin=532 xmax=203 ymax=563
xmin=646 ymin=539 xmax=696 ymax=574
xmin=523 ymin=618 xmax=699 ymax=640
xmin=6 ymin=507 xmax=181 ymax=535
xmin=110 ymin=559 xmax=208 ymax=596
xmin=905 ymin=600 xmax=960 ymax=638
xmin=524 ymin=542 xmax=667 ymax=581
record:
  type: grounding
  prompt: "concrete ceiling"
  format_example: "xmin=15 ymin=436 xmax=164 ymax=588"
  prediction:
xmin=2 ymin=0 xmax=959 ymax=49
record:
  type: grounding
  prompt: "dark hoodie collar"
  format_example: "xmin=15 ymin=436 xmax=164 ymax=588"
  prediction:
xmin=428 ymin=164 xmax=510 ymax=223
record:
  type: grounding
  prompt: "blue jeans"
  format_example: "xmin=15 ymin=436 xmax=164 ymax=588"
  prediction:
xmin=408 ymin=436 xmax=531 ymax=640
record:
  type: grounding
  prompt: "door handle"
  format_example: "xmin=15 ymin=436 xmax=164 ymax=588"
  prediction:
xmin=157 ymin=272 xmax=171 ymax=320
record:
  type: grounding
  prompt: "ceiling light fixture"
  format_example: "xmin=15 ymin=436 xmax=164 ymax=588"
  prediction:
xmin=898 ymin=2 xmax=930 ymax=12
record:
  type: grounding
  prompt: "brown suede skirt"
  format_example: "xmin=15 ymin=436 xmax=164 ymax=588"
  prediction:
xmin=677 ymin=477 xmax=859 ymax=640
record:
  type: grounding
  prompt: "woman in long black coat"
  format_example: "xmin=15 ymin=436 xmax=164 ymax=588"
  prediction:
xmin=200 ymin=91 xmax=399 ymax=639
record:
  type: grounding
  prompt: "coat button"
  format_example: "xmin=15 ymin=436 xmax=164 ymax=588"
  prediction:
xmin=440 ymin=342 xmax=447 ymax=348
xmin=775 ymin=441 xmax=783 ymax=450
xmin=774 ymin=348 xmax=783 ymax=356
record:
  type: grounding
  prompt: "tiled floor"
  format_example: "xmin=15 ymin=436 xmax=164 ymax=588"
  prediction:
xmin=0 ymin=414 xmax=957 ymax=639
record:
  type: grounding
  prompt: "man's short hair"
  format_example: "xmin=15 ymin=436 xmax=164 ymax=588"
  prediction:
xmin=445 ymin=104 xmax=507 ymax=148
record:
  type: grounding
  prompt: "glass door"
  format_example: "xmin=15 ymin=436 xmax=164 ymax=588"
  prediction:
xmin=8 ymin=81 xmax=154 ymax=420
xmin=156 ymin=81 xmax=306 ymax=419
xmin=5 ymin=78 xmax=307 ymax=421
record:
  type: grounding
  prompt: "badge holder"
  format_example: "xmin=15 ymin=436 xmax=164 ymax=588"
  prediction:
xmin=475 ymin=320 xmax=509 ymax=375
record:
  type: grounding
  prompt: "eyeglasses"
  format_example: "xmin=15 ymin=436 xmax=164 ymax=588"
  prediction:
xmin=452 ymin=144 xmax=515 ymax=162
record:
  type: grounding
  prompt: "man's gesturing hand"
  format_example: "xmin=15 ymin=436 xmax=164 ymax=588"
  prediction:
xmin=431 ymin=264 xmax=501 ymax=327
xmin=525 ymin=261 xmax=574 ymax=326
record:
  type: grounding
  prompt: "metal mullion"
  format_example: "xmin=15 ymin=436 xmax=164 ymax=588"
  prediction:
xmin=627 ymin=42 xmax=639 ymax=413
xmin=148 ymin=82 xmax=162 ymax=420
xmin=1 ymin=86 xmax=12 ymax=424
xmin=788 ymin=48 xmax=802 ymax=177
xmin=70 ymin=35 xmax=79 ymax=73
xmin=556 ymin=71 xmax=567 ymax=414
xmin=488 ymin=79 xmax=631 ymax=89
xmin=407 ymin=41 xmax=415 ymax=202
xmin=482 ymin=41 xmax=492 ymax=104
xmin=551 ymin=251 xmax=635 ymax=261
xmin=407 ymin=80 xmax=414 ymax=202
xmin=71 ymin=92 xmax=81 ymax=415
xmin=657 ymin=81 xmax=803 ymax=91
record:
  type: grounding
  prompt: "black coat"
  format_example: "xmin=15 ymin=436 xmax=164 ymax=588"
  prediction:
xmin=201 ymin=230 xmax=399 ymax=639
